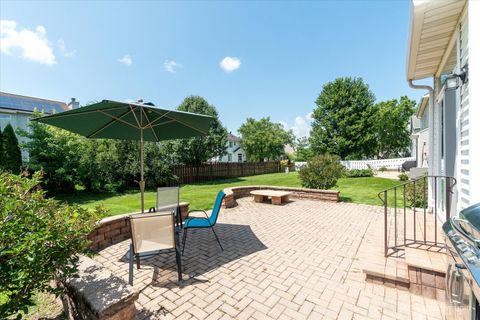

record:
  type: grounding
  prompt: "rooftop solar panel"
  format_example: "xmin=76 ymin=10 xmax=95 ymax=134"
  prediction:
xmin=0 ymin=94 xmax=66 ymax=114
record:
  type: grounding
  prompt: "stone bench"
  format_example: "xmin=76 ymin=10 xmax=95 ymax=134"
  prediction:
xmin=64 ymin=256 xmax=139 ymax=320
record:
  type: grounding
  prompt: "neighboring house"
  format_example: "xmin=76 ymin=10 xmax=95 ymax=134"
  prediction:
xmin=213 ymin=133 xmax=247 ymax=163
xmin=406 ymin=0 xmax=479 ymax=217
xmin=410 ymin=94 xmax=429 ymax=169
xmin=0 ymin=92 xmax=78 ymax=160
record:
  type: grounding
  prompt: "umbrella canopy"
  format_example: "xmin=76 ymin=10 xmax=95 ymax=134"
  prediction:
xmin=33 ymin=99 xmax=214 ymax=212
xmin=33 ymin=99 xmax=213 ymax=141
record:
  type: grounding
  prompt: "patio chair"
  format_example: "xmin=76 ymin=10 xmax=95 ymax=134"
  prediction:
xmin=128 ymin=211 xmax=182 ymax=285
xmin=154 ymin=186 xmax=181 ymax=227
xmin=182 ymin=191 xmax=226 ymax=255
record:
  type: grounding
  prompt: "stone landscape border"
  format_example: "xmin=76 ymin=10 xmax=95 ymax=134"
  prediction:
xmin=222 ymin=185 xmax=339 ymax=208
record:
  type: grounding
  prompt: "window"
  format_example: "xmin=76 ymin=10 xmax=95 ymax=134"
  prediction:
xmin=228 ymin=154 xmax=232 ymax=162
xmin=238 ymin=154 xmax=243 ymax=162
xmin=229 ymin=141 xmax=233 ymax=148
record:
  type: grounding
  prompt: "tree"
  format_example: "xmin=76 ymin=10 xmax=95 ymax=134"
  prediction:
xmin=165 ymin=96 xmax=228 ymax=165
xmin=0 ymin=126 xmax=3 ymax=170
xmin=372 ymin=96 xmax=415 ymax=159
xmin=238 ymin=117 xmax=294 ymax=162
xmin=294 ymin=137 xmax=314 ymax=161
xmin=310 ymin=77 xmax=377 ymax=159
xmin=1 ymin=124 xmax=22 ymax=174
xmin=21 ymin=119 xmax=84 ymax=193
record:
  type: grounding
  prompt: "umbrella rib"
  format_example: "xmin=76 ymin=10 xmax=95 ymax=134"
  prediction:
xmin=141 ymin=108 xmax=160 ymax=142
xmin=148 ymin=119 xmax=176 ymax=128
xmin=144 ymin=110 xmax=171 ymax=127
xmin=149 ymin=108 xmax=209 ymax=135
xmin=97 ymin=110 xmax=139 ymax=129
xmin=87 ymin=109 xmax=133 ymax=138
xmin=129 ymin=105 xmax=142 ymax=128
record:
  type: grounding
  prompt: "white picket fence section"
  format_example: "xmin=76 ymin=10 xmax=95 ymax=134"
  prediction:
xmin=341 ymin=157 xmax=415 ymax=170
xmin=295 ymin=157 xmax=415 ymax=171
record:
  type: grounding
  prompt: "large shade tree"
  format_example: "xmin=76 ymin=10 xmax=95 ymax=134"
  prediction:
xmin=373 ymin=96 xmax=416 ymax=159
xmin=165 ymin=96 xmax=228 ymax=165
xmin=1 ymin=124 xmax=22 ymax=174
xmin=238 ymin=117 xmax=294 ymax=162
xmin=310 ymin=77 xmax=377 ymax=160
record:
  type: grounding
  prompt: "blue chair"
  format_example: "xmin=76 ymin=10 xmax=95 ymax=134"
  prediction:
xmin=182 ymin=191 xmax=225 ymax=255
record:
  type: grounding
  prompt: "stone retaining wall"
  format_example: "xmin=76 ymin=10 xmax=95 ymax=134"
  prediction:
xmin=88 ymin=202 xmax=189 ymax=251
xmin=222 ymin=185 xmax=339 ymax=208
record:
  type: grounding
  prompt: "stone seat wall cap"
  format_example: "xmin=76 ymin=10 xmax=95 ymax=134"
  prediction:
xmin=67 ymin=256 xmax=139 ymax=317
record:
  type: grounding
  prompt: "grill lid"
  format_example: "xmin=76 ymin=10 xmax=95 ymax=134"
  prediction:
xmin=457 ymin=203 xmax=480 ymax=245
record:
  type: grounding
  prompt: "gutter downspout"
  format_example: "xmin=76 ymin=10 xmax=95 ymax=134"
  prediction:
xmin=408 ymin=80 xmax=435 ymax=209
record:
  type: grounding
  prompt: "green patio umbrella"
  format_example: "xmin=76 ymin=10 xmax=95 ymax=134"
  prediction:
xmin=33 ymin=99 xmax=213 ymax=213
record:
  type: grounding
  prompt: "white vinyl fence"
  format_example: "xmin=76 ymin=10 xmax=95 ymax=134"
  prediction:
xmin=295 ymin=157 xmax=415 ymax=171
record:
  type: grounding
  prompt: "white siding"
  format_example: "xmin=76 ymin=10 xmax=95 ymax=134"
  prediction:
xmin=467 ymin=0 xmax=480 ymax=207
xmin=458 ymin=9 xmax=470 ymax=209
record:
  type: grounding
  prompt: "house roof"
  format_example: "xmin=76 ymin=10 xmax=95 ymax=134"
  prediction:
xmin=228 ymin=133 xmax=242 ymax=142
xmin=406 ymin=0 xmax=466 ymax=80
xmin=0 ymin=92 xmax=69 ymax=114
xmin=416 ymin=94 xmax=429 ymax=117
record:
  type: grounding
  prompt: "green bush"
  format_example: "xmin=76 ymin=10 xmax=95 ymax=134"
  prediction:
xmin=0 ymin=172 xmax=104 ymax=318
xmin=346 ymin=168 xmax=374 ymax=178
xmin=398 ymin=173 xmax=409 ymax=181
xmin=405 ymin=178 xmax=427 ymax=208
xmin=299 ymin=154 xmax=345 ymax=189
xmin=379 ymin=166 xmax=387 ymax=172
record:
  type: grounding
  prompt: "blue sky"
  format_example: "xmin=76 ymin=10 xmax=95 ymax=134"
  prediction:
xmin=0 ymin=0 xmax=429 ymax=138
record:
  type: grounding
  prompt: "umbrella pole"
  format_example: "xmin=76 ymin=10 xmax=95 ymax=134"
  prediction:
xmin=140 ymin=128 xmax=145 ymax=213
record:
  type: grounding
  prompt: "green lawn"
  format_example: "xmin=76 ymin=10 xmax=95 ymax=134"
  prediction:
xmin=56 ymin=172 xmax=401 ymax=216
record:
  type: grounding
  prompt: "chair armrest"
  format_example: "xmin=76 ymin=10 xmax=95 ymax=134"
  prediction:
xmin=187 ymin=210 xmax=209 ymax=219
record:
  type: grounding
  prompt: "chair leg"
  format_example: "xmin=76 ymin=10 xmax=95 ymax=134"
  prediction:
xmin=182 ymin=228 xmax=188 ymax=256
xmin=136 ymin=254 xmax=140 ymax=269
xmin=211 ymin=227 xmax=223 ymax=251
xmin=128 ymin=243 xmax=134 ymax=285
xmin=174 ymin=228 xmax=183 ymax=282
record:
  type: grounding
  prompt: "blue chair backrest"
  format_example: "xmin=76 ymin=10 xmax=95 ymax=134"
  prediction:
xmin=208 ymin=191 xmax=225 ymax=226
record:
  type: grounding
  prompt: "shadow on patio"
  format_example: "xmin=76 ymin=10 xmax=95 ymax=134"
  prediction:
xmin=119 ymin=223 xmax=267 ymax=289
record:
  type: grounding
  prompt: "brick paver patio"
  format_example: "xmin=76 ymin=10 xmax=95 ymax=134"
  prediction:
xmin=94 ymin=198 xmax=445 ymax=320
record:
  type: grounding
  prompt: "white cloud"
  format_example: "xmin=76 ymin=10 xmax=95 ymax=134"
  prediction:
xmin=0 ymin=20 xmax=56 ymax=65
xmin=164 ymin=60 xmax=183 ymax=73
xmin=282 ymin=112 xmax=313 ymax=138
xmin=220 ymin=56 xmax=241 ymax=72
xmin=57 ymin=38 xmax=76 ymax=58
xmin=118 ymin=54 xmax=132 ymax=66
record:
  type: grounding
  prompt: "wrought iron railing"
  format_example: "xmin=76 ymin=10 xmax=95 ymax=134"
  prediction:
xmin=378 ymin=175 xmax=456 ymax=257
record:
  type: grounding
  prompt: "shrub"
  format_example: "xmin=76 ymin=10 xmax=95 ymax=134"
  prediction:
xmin=346 ymin=168 xmax=374 ymax=178
xmin=405 ymin=178 xmax=427 ymax=208
xmin=398 ymin=173 xmax=409 ymax=181
xmin=1 ymin=124 xmax=22 ymax=174
xmin=280 ymin=159 xmax=289 ymax=168
xmin=0 ymin=172 xmax=104 ymax=318
xmin=379 ymin=166 xmax=387 ymax=172
xmin=299 ymin=154 xmax=344 ymax=189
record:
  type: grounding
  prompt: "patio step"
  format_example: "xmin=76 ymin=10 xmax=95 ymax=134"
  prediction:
xmin=363 ymin=257 xmax=410 ymax=289
xmin=405 ymin=246 xmax=446 ymax=274
xmin=363 ymin=247 xmax=446 ymax=300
